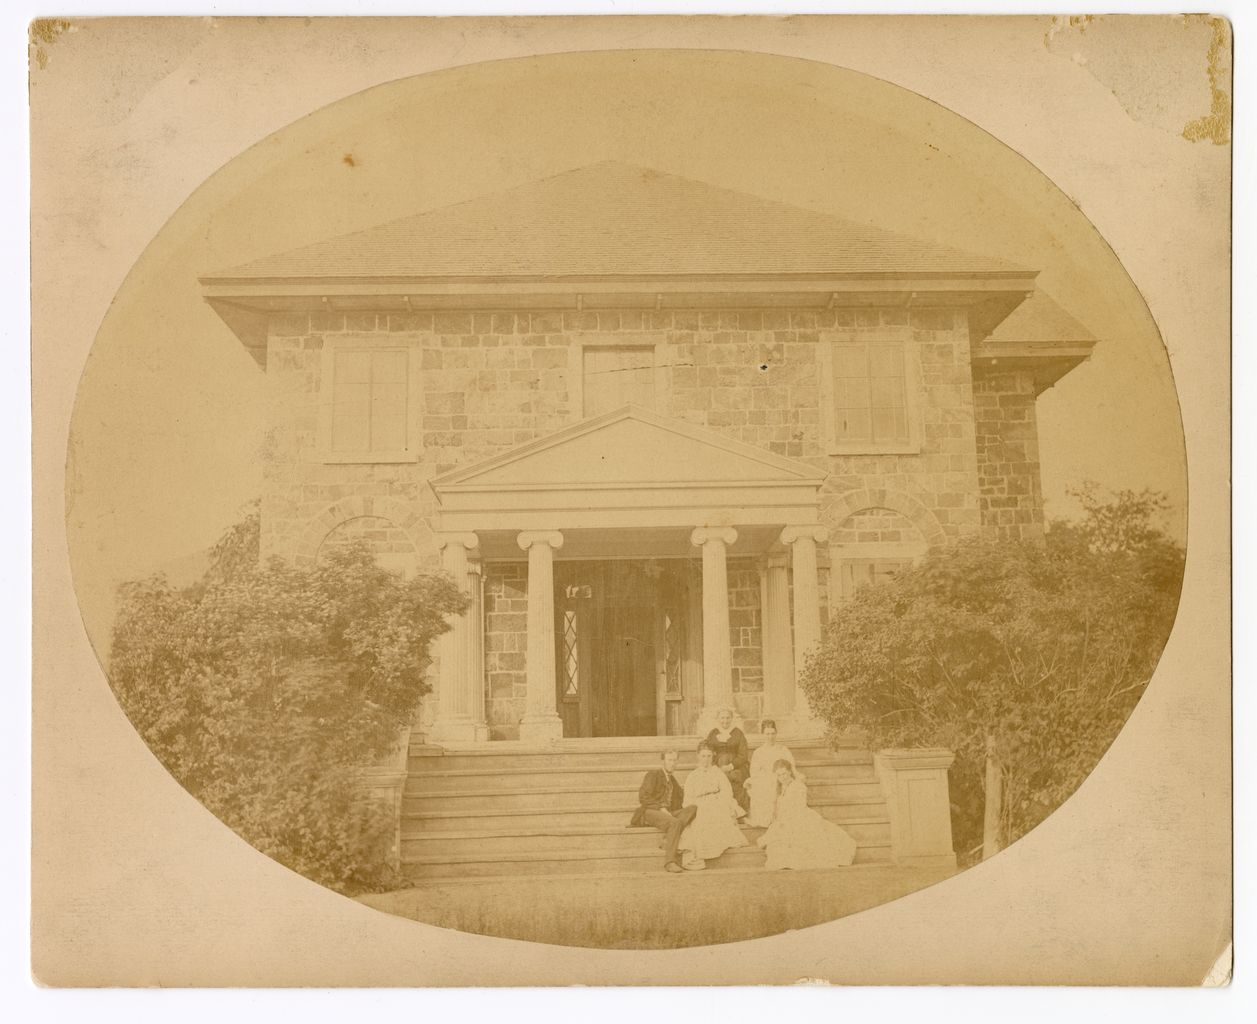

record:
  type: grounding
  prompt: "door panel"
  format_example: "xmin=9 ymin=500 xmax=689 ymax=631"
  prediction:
xmin=554 ymin=561 xmax=671 ymax=737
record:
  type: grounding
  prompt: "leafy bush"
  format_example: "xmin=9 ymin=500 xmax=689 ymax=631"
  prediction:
xmin=801 ymin=487 xmax=1184 ymax=861
xmin=109 ymin=505 xmax=466 ymax=892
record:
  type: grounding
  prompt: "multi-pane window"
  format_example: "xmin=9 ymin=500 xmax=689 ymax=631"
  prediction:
xmin=582 ymin=345 xmax=656 ymax=417
xmin=838 ymin=557 xmax=913 ymax=602
xmin=561 ymin=609 xmax=580 ymax=697
xmin=329 ymin=348 xmax=409 ymax=454
xmin=832 ymin=342 xmax=909 ymax=445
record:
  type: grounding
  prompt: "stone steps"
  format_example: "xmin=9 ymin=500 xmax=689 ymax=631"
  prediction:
xmin=402 ymin=797 xmax=887 ymax=833
xmin=403 ymin=818 xmax=891 ymax=858
xmin=401 ymin=840 xmax=893 ymax=880
xmin=401 ymin=779 xmax=886 ymax=813
xmin=401 ymin=736 xmax=894 ymax=880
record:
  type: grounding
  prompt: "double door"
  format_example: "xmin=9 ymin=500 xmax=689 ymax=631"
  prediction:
xmin=554 ymin=560 xmax=698 ymax=737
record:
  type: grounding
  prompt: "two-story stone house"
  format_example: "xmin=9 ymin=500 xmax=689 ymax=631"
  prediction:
xmin=200 ymin=163 xmax=1095 ymax=876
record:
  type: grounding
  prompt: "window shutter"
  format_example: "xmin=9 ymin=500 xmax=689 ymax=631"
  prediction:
xmin=331 ymin=349 xmax=371 ymax=451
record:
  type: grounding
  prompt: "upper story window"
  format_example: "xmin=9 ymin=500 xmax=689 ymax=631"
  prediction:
xmin=319 ymin=338 xmax=419 ymax=463
xmin=582 ymin=344 xmax=656 ymax=417
xmin=818 ymin=329 xmax=922 ymax=455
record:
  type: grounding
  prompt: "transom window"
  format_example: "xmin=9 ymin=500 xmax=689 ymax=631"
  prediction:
xmin=582 ymin=345 xmax=656 ymax=417
xmin=837 ymin=557 xmax=913 ymax=602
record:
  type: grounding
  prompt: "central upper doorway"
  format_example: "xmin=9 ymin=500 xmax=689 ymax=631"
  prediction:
xmin=554 ymin=560 xmax=699 ymax=737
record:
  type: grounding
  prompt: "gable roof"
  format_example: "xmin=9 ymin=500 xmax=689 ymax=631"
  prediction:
xmin=432 ymin=404 xmax=828 ymax=491
xmin=430 ymin=405 xmax=828 ymax=539
xmin=206 ymin=161 xmax=1028 ymax=283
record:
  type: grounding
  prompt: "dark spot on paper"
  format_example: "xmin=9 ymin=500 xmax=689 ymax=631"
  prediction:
xmin=343 ymin=153 xmax=357 ymax=168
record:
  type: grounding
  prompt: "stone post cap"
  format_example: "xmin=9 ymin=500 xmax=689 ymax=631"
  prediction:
xmin=780 ymin=524 xmax=830 ymax=546
xmin=874 ymin=748 xmax=956 ymax=770
xmin=436 ymin=531 xmax=481 ymax=552
xmin=517 ymin=529 xmax=565 ymax=551
xmin=690 ymin=526 xmax=738 ymax=548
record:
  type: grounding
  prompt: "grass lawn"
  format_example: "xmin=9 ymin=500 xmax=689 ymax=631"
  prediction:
xmin=356 ymin=863 xmax=956 ymax=948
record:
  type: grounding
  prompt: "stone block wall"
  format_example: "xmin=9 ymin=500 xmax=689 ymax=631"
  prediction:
xmin=820 ymin=308 xmax=983 ymax=545
xmin=973 ymin=370 xmax=1044 ymax=542
xmin=483 ymin=562 xmax=529 ymax=739
xmin=727 ymin=558 xmax=764 ymax=724
xmin=260 ymin=305 xmax=997 ymax=566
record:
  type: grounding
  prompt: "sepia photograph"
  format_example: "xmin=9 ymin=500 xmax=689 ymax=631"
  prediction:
xmin=31 ymin=12 xmax=1231 ymax=988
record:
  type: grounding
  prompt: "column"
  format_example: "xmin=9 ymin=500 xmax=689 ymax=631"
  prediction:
xmin=468 ymin=559 xmax=489 ymax=742
xmin=690 ymin=526 xmax=738 ymax=732
xmin=517 ymin=530 xmax=565 ymax=743
xmin=431 ymin=532 xmax=485 ymax=744
xmin=781 ymin=524 xmax=829 ymax=734
xmin=760 ymin=551 xmax=796 ymax=719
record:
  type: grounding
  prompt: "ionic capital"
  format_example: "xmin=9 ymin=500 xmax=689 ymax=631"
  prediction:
xmin=780 ymin=524 xmax=830 ymax=547
xmin=517 ymin=530 xmax=565 ymax=552
xmin=690 ymin=526 xmax=738 ymax=549
xmin=436 ymin=531 xmax=481 ymax=553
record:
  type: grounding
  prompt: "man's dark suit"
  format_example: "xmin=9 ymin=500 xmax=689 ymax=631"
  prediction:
xmin=630 ymin=767 xmax=696 ymax=869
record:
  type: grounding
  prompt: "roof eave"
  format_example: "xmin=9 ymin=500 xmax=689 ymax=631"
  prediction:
xmin=971 ymin=340 xmax=1097 ymax=394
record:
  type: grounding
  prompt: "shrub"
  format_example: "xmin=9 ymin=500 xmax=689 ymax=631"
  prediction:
xmin=801 ymin=487 xmax=1184 ymax=861
xmin=109 ymin=506 xmax=466 ymax=892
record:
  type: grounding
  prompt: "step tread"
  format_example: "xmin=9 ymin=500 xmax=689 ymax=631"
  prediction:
xmin=407 ymin=761 xmax=875 ymax=779
xmin=412 ymin=737 xmax=856 ymax=754
xmin=403 ymin=780 xmax=883 ymax=799
xmin=403 ymin=840 xmax=891 ymax=866
xmin=404 ymin=795 xmax=887 ymax=820
xmin=402 ymin=818 xmax=890 ymax=842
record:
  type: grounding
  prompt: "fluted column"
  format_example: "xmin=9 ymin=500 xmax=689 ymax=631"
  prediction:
xmin=517 ymin=530 xmax=565 ymax=743
xmin=467 ymin=559 xmax=488 ymax=742
xmin=781 ymin=524 xmax=829 ymax=735
xmin=431 ymin=532 xmax=484 ymax=744
xmin=761 ymin=551 xmax=796 ymax=719
xmin=691 ymin=526 xmax=738 ymax=733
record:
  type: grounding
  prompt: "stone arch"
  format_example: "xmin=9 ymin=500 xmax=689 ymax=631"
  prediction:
xmin=830 ymin=506 xmax=929 ymax=554
xmin=294 ymin=495 xmax=436 ymax=569
xmin=821 ymin=487 xmax=948 ymax=549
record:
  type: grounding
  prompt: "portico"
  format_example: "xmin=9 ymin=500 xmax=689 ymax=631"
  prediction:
xmin=427 ymin=406 xmax=833 ymax=743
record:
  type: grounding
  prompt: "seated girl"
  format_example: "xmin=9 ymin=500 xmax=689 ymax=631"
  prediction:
xmin=757 ymin=759 xmax=857 ymax=870
xmin=676 ymin=741 xmax=747 ymax=871
xmin=744 ymin=719 xmax=797 ymax=827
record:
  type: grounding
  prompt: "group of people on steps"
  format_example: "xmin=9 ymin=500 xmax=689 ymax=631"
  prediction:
xmin=629 ymin=707 xmax=859 ymax=873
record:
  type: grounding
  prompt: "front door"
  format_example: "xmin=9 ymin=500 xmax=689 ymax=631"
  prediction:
xmin=555 ymin=561 xmax=669 ymax=737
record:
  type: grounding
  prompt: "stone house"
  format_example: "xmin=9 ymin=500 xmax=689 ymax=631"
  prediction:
xmin=201 ymin=163 xmax=1095 ymax=874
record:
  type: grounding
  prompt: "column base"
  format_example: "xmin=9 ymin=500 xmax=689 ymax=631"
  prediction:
xmin=429 ymin=717 xmax=488 ymax=744
xmin=518 ymin=714 xmax=564 ymax=744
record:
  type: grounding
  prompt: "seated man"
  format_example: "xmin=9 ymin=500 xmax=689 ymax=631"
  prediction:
xmin=629 ymin=749 xmax=697 ymax=873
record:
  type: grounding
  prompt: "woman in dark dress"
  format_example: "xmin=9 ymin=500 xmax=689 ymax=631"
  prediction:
xmin=704 ymin=706 xmax=750 ymax=809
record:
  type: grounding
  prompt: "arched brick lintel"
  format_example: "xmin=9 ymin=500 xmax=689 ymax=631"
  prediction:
xmin=823 ymin=488 xmax=948 ymax=549
xmin=294 ymin=496 xmax=433 ymax=566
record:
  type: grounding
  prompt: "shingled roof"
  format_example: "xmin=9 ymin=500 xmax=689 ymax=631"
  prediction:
xmin=206 ymin=161 xmax=1028 ymax=282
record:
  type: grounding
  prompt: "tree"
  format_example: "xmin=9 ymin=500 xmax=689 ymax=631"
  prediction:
xmin=109 ymin=507 xmax=467 ymax=892
xmin=800 ymin=487 xmax=1184 ymax=862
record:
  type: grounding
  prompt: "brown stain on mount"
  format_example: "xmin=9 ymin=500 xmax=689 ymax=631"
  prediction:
xmin=29 ymin=18 xmax=72 ymax=71
xmin=1181 ymin=16 xmax=1232 ymax=145
xmin=343 ymin=153 xmax=358 ymax=168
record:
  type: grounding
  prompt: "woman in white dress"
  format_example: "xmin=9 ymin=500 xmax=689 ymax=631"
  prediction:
xmin=677 ymin=742 xmax=747 ymax=870
xmin=757 ymin=760 xmax=858 ymax=870
xmin=744 ymin=719 xmax=797 ymax=827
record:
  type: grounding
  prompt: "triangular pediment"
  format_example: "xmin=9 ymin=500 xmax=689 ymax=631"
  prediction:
xmin=432 ymin=407 xmax=826 ymax=493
